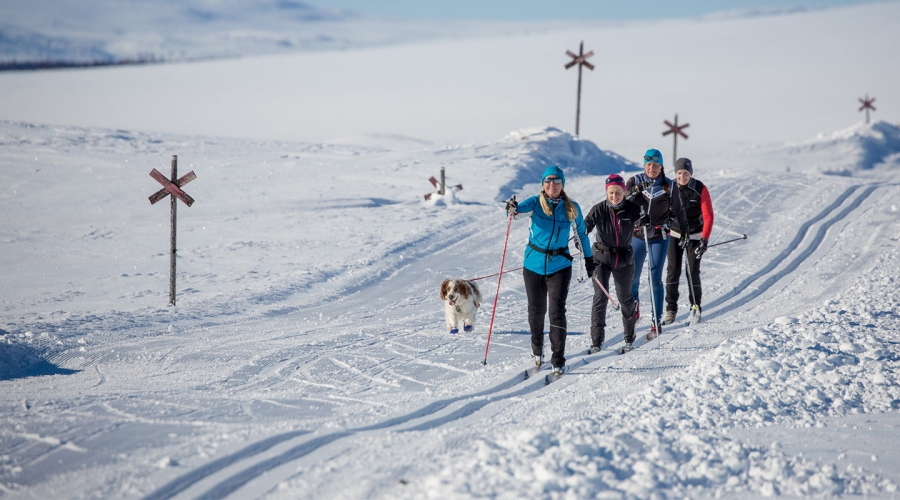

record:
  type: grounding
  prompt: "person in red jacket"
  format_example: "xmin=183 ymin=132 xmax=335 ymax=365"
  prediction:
xmin=664 ymin=158 xmax=714 ymax=324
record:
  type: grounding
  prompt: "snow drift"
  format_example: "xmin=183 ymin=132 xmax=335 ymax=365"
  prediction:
xmin=786 ymin=121 xmax=900 ymax=176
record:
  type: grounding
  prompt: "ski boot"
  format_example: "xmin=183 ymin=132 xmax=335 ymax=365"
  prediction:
xmin=689 ymin=305 xmax=702 ymax=325
xmin=646 ymin=322 xmax=661 ymax=340
xmin=589 ymin=344 xmax=602 ymax=354
xmin=552 ymin=365 xmax=565 ymax=376
xmin=663 ymin=310 xmax=677 ymax=325
xmin=532 ymin=353 xmax=544 ymax=368
xmin=619 ymin=342 xmax=634 ymax=354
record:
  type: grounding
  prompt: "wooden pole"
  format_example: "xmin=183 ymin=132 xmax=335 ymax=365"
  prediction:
xmin=672 ymin=114 xmax=678 ymax=163
xmin=575 ymin=41 xmax=583 ymax=136
xmin=866 ymin=94 xmax=870 ymax=124
xmin=169 ymin=155 xmax=177 ymax=306
xmin=440 ymin=167 xmax=445 ymax=196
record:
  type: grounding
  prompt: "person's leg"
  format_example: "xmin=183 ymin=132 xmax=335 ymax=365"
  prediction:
xmin=664 ymin=237 xmax=682 ymax=314
xmin=546 ymin=266 xmax=572 ymax=368
xmin=687 ymin=240 xmax=703 ymax=309
xmin=522 ymin=268 xmax=547 ymax=357
xmin=590 ymin=264 xmax=612 ymax=347
xmin=631 ymin=237 xmax=647 ymax=305
xmin=614 ymin=262 xmax=636 ymax=343
xmin=648 ymin=238 xmax=668 ymax=325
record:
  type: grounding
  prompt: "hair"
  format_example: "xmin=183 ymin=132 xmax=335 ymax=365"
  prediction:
xmin=539 ymin=189 xmax=577 ymax=221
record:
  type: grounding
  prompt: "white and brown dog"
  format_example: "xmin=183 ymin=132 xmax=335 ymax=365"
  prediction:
xmin=440 ymin=279 xmax=482 ymax=334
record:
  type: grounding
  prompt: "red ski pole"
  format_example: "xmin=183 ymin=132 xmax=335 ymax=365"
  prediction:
xmin=592 ymin=274 xmax=620 ymax=310
xmin=482 ymin=212 xmax=514 ymax=366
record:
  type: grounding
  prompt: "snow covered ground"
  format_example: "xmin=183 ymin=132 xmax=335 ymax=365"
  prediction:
xmin=2 ymin=2 xmax=900 ymax=499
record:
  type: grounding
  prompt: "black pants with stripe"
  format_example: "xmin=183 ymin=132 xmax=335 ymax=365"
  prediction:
xmin=665 ymin=238 xmax=703 ymax=312
xmin=523 ymin=266 xmax=571 ymax=368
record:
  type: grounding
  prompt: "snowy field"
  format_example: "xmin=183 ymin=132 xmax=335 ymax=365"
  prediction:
xmin=2 ymin=2 xmax=900 ymax=499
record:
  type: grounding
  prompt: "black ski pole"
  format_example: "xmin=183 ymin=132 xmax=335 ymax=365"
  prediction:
xmin=708 ymin=234 xmax=747 ymax=248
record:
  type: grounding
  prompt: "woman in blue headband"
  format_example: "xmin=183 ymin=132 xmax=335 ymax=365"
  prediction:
xmin=505 ymin=166 xmax=593 ymax=376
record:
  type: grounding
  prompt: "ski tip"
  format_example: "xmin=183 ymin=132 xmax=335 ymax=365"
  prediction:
xmin=544 ymin=375 xmax=551 ymax=386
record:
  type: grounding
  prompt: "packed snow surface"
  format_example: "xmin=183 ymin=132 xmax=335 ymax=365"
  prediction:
xmin=2 ymin=2 xmax=900 ymax=499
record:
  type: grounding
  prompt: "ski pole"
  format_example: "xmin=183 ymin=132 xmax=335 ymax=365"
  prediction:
xmin=592 ymin=273 xmax=620 ymax=310
xmin=482 ymin=212 xmax=514 ymax=366
xmin=641 ymin=214 xmax=661 ymax=349
xmin=708 ymin=234 xmax=747 ymax=248
xmin=570 ymin=232 xmax=585 ymax=283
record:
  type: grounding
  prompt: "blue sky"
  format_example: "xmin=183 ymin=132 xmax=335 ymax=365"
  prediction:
xmin=309 ymin=0 xmax=876 ymax=20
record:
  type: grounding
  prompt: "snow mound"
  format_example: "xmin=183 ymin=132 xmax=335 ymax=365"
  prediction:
xmin=0 ymin=339 xmax=78 ymax=380
xmin=497 ymin=126 xmax=638 ymax=199
xmin=786 ymin=121 xmax=900 ymax=175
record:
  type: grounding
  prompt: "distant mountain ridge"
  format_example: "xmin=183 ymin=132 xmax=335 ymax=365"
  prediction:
xmin=0 ymin=0 xmax=537 ymax=69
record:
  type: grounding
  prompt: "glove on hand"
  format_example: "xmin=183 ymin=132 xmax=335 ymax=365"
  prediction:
xmin=584 ymin=258 xmax=597 ymax=278
xmin=679 ymin=232 xmax=690 ymax=250
xmin=505 ymin=196 xmax=518 ymax=216
xmin=695 ymin=237 xmax=709 ymax=258
xmin=636 ymin=213 xmax=651 ymax=227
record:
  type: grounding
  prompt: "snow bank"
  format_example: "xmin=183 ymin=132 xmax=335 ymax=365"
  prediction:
xmin=404 ymin=250 xmax=900 ymax=498
xmin=786 ymin=121 xmax=900 ymax=175
xmin=495 ymin=127 xmax=638 ymax=200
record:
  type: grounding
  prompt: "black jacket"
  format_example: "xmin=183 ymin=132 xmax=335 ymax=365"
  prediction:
xmin=584 ymin=199 xmax=643 ymax=269
xmin=625 ymin=173 xmax=689 ymax=240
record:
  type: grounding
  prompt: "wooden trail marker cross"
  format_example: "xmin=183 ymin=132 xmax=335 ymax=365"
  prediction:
xmin=662 ymin=114 xmax=690 ymax=163
xmin=859 ymin=94 xmax=876 ymax=124
xmin=565 ymin=41 xmax=594 ymax=136
xmin=148 ymin=155 xmax=196 ymax=305
xmin=424 ymin=167 xmax=462 ymax=200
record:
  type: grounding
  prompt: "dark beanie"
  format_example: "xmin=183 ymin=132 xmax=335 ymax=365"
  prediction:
xmin=674 ymin=158 xmax=693 ymax=175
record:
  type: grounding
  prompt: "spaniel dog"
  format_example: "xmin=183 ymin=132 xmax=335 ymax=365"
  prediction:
xmin=440 ymin=279 xmax=482 ymax=334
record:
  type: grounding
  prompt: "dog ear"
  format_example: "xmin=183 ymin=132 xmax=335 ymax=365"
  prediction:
xmin=457 ymin=281 xmax=470 ymax=299
xmin=440 ymin=279 xmax=451 ymax=300
xmin=469 ymin=281 xmax=482 ymax=307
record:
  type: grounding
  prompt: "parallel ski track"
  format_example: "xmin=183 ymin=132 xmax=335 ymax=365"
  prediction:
xmin=145 ymin=182 xmax=879 ymax=500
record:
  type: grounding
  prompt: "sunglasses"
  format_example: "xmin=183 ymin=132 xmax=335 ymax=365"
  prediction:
xmin=644 ymin=155 xmax=661 ymax=163
xmin=606 ymin=176 xmax=624 ymax=185
xmin=542 ymin=177 xmax=562 ymax=185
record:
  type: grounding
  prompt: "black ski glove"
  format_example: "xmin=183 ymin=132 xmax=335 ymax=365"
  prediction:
xmin=636 ymin=213 xmax=651 ymax=227
xmin=505 ymin=196 xmax=518 ymax=216
xmin=679 ymin=232 xmax=690 ymax=250
xmin=695 ymin=237 xmax=709 ymax=258
xmin=585 ymin=258 xmax=597 ymax=278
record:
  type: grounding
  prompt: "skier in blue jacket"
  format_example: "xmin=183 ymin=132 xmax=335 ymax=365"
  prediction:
xmin=505 ymin=166 xmax=593 ymax=376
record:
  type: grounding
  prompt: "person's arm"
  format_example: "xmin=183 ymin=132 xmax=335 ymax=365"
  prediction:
xmin=516 ymin=195 xmax=538 ymax=214
xmin=700 ymin=185 xmax=714 ymax=240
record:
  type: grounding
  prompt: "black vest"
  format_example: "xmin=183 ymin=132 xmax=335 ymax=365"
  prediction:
xmin=671 ymin=178 xmax=706 ymax=234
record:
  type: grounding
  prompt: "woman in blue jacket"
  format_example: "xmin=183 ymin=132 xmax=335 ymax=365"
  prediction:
xmin=505 ymin=166 xmax=593 ymax=376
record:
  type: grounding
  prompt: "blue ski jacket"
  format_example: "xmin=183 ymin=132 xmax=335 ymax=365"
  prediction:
xmin=515 ymin=195 xmax=593 ymax=276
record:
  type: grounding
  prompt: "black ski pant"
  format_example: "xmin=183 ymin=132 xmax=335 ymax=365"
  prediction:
xmin=523 ymin=266 xmax=571 ymax=368
xmin=591 ymin=261 xmax=637 ymax=345
xmin=665 ymin=237 xmax=703 ymax=312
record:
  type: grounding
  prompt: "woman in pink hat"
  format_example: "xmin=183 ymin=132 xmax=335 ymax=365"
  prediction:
xmin=583 ymin=174 xmax=644 ymax=353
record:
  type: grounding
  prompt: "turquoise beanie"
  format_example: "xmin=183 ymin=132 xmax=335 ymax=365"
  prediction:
xmin=643 ymin=148 xmax=663 ymax=166
xmin=541 ymin=165 xmax=565 ymax=186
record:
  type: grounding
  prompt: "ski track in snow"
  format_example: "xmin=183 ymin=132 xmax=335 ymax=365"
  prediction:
xmin=2 ymin=116 xmax=900 ymax=499
xmin=138 ymin=160 xmax=898 ymax=497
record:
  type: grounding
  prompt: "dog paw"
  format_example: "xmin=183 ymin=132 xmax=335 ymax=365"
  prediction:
xmin=463 ymin=325 xmax=473 ymax=333
xmin=449 ymin=327 xmax=459 ymax=334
